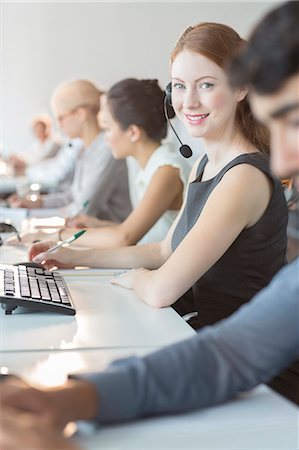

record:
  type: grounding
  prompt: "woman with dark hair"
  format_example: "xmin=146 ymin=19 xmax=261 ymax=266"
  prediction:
xmin=31 ymin=23 xmax=288 ymax=328
xmin=18 ymin=78 xmax=189 ymax=247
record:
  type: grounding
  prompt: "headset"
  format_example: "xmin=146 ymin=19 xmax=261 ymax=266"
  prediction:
xmin=164 ymin=83 xmax=193 ymax=159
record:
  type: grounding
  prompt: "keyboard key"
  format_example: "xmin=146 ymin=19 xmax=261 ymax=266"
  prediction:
xmin=20 ymin=289 xmax=31 ymax=297
xmin=61 ymin=298 xmax=71 ymax=305
xmin=58 ymin=287 xmax=67 ymax=297
xmin=4 ymin=283 xmax=14 ymax=291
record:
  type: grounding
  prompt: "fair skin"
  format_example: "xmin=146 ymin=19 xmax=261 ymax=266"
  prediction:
xmin=0 ymin=377 xmax=95 ymax=450
xmin=250 ymin=74 xmax=299 ymax=264
xmin=0 ymin=69 xmax=298 ymax=450
xmin=249 ymin=74 xmax=299 ymax=182
xmin=8 ymin=99 xmax=184 ymax=248
xmin=33 ymin=121 xmax=49 ymax=143
xmin=8 ymin=104 xmax=100 ymax=209
xmin=29 ymin=51 xmax=272 ymax=308
xmin=0 ymin=410 xmax=80 ymax=450
xmin=8 ymin=122 xmax=50 ymax=175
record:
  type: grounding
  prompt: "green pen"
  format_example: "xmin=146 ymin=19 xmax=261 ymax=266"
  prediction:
xmin=77 ymin=200 xmax=90 ymax=215
xmin=46 ymin=229 xmax=87 ymax=254
xmin=68 ymin=200 xmax=90 ymax=222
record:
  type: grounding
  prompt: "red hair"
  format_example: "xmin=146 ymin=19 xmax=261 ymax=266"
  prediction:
xmin=170 ymin=23 xmax=269 ymax=154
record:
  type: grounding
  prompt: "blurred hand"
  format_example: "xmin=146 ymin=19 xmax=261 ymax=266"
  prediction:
xmin=7 ymin=193 xmax=42 ymax=209
xmin=8 ymin=155 xmax=27 ymax=175
xmin=6 ymin=229 xmax=58 ymax=246
xmin=29 ymin=240 xmax=78 ymax=269
xmin=0 ymin=380 xmax=68 ymax=431
xmin=65 ymin=214 xmax=102 ymax=229
xmin=0 ymin=378 xmax=99 ymax=436
xmin=0 ymin=410 xmax=81 ymax=450
xmin=110 ymin=268 xmax=148 ymax=290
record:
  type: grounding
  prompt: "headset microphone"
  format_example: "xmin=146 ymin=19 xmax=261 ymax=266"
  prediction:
xmin=164 ymin=83 xmax=193 ymax=159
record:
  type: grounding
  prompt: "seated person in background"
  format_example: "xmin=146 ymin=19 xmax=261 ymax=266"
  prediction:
xmin=31 ymin=23 xmax=287 ymax=331
xmin=12 ymin=78 xmax=190 ymax=246
xmin=8 ymin=114 xmax=62 ymax=176
xmin=8 ymin=79 xmax=132 ymax=222
xmin=0 ymin=3 xmax=298 ymax=448
xmin=25 ymin=139 xmax=82 ymax=189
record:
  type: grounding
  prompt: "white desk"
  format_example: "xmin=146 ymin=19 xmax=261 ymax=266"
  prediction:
xmin=0 ymin=206 xmax=67 ymax=232
xmin=0 ymin=207 xmax=28 ymax=232
xmin=0 ymin=175 xmax=56 ymax=196
xmin=80 ymin=387 xmax=298 ymax=450
xmin=0 ymin=277 xmax=195 ymax=351
xmin=0 ymin=243 xmax=29 ymax=264
xmin=1 ymin=235 xmax=298 ymax=449
xmin=0 ymin=245 xmax=195 ymax=352
xmin=1 ymin=348 xmax=298 ymax=450
xmin=0 ymin=347 xmax=158 ymax=387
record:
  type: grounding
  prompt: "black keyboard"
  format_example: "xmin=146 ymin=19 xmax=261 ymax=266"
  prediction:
xmin=0 ymin=264 xmax=76 ymax=315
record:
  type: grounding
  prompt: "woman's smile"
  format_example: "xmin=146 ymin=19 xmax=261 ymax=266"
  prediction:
xmin=184 ymin=113 xmax=210 ymax=126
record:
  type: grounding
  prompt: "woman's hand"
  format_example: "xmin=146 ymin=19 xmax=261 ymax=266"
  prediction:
xmin=7 ymin=194 xmax=43 ymax=209
xmin=110 ymin=268 xmax=149 ymax=290
xmin=28 ymin=241 xmax=78 ymax=269
xmin=6 ymin=229 xmax=58 ymax=246
xmin=65 ymin=214 xmax=102 ymax=229
xmin=8 ymin=155 xmax=27 ymax=175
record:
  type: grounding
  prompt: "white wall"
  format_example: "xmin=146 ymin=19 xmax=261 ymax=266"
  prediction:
xmin=1 ymin=1 xmax=280 ymax=154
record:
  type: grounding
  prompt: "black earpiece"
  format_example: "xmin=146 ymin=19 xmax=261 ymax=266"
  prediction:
xmin=165 ymin=82 xmax=173 ymax=106
xmin=164 ymin=83 xmax=193 ymax=159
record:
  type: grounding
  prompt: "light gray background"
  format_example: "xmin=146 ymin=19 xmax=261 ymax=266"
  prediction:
xmin=1 ymin=1 xmax=281 ymax=154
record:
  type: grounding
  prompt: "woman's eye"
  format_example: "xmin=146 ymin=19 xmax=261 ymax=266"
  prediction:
xmin=173 ymin=83 xmax=185 ymax=90
xmin=200 ymin=82 xmax=214 ymax=89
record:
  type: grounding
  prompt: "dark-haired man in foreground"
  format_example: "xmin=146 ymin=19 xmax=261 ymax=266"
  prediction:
xmin=0 ymin=2 xmax=298 ymax=448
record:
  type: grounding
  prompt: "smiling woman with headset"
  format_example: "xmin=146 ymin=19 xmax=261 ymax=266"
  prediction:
xmin=30 ymin=23 xmax=288 ymax=329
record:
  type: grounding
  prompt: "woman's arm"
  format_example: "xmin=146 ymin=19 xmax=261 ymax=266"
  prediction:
xmin=60 ymin=165 xmax=184 ymax=248
xmin=30 ymin=239 xmax=170 ymax=270
xmin=12 ymin=165 xmax=184 ymax=247
xmin=65 ymin=215 xmax=117 ymax=228
xmin=29 ymin=158 xmax=200 ymax=270
xmin=114 ymin=164 xmax=272 ymax=307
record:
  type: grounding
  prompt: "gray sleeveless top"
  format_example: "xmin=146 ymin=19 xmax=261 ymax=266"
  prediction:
xmin=172 ymin=153 xmax=288 ymax=328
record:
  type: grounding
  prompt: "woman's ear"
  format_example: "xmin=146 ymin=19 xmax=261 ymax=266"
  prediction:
xmin=236 ymin=87 xmax=248 ymax=103
xmin=129 ymin=125 xmax=141 ymax=142
xmin=76 ymin=106 xmax=88 ymax=122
